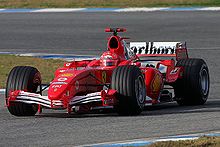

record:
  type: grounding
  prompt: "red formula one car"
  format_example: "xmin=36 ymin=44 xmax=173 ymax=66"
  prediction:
xmin=5 ymin=28 xmax=210 ymax=116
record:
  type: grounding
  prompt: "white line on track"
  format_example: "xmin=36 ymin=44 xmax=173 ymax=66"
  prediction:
xmin=115 ymin=7 xmax=167 ymax=12
xmin=200 ymin=7 xmax=220 ymax=11
xmin=32 ymin=8 xmax=86 ymax=13
xmin=1 ymin=7 xmax=220 ymax=13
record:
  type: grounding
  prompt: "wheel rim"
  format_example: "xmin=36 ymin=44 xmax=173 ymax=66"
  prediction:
xmin=200 ymin=68 xmax=209 ymax=96
xmin=135 ymin=76 xmax=145 ymax=104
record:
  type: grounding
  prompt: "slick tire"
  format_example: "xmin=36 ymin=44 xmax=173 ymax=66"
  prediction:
xmin=6 ymin=66 xmax=41 ymax=116
xmin=174 ymin=59 xmax=209 ymax=105
xmin=111 ymin=65 xmax=146 ymax=115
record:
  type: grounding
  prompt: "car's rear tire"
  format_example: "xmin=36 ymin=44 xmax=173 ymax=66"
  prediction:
xmin=174 ymin=59 xmax=209 ymax=105
xmin=111 ymin=65 xmax=146 ymax=115
xmin=5 ymin=66 xmax=41 ymax=116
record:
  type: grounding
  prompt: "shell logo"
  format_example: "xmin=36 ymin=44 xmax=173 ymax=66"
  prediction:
xmin=102 ymin=71 xmax=107 ymax=83
xmin=152 ymin=74 xmax=161 ymax=92
xmin=61 ymin=73 xmax=74 ymax=77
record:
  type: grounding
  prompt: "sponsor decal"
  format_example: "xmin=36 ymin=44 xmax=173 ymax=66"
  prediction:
xmin=130 ymin=42 xmax=179 ymax=55
xmin=130 ymin=42 xmax=147 ymax=54
xmin=52 ymin=85 xmax=62 ymax=88
xmin=52 ymin=85 xmax=63 ymax=92
xmin=52 ymin=82 xmax=67 ymax=85
xmin=152 ymin=74 xmax=161 ymax=92
xmin=102 ymin=71 xmax=107 ymax=83
xmin=61 ymin=73 xmax=74 ymax=77
xmin=65 ymin=63 xmax=71 ymax=67
xmin=20 ymin=91 xmax=40 ymax=97
xmin=75 ymin=81 xmax=79 ymax=90
xmin=58 ymin=77 xmax=67 ymax=82
xmin=170 ymin=68 xmax=179 ymax=74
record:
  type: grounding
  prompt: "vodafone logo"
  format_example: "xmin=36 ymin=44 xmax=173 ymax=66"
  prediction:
xmin=58 ymin=77 xmax=67 ymax=82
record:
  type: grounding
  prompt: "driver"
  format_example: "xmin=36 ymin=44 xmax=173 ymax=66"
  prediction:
xmin=100 ymin=51 xmax=120 ymax=67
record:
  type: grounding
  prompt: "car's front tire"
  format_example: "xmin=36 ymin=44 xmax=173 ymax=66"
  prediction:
xmin=6 ymin=66 xmax=41 ymax=116
xmin=111 ymin=65 xmax=146 ymax=115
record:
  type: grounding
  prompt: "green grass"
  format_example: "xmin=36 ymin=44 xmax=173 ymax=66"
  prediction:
xmin=0 ymin=55 xmax=64 ymax=89
xmin=145 ymin=136 xmax=220 ymax=147
xmin=0 ymin=0 xmax=220 ymax=8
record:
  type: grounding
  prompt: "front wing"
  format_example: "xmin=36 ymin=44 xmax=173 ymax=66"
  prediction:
xmin=7 ymin=89 xmax=154 ymax=113
xmin=7 ymin=91 xmax=102 ymax=109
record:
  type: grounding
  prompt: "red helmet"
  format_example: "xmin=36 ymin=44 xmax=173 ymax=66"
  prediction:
xmin=100 ymin=51 xmax=119 ymax=67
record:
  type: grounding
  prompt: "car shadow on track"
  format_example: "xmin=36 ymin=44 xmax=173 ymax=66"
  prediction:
xmin=141 ymin=99 xmax=220 ymax=116
xmin=36 ymin=112 xmax=118 ymax=118
xmin=35 ymin=99 xmax=220 ymax=118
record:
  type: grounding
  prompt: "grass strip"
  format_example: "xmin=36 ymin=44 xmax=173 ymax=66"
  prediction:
xmin=0 ymin=0 xmax=220 ymax=8
xmin=146 ymin=136 xmax=220 ymax=147
xmin=0 ymin=55 xmax=64 ymax=89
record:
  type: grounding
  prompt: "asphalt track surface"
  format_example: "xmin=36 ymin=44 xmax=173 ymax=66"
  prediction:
xmin=0 ymin=12 xmax=220 ymax=146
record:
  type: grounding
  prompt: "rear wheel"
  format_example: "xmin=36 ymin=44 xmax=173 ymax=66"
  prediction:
xmin=6 ymin=66 xmax=41 ymax=116
xmin=111 ymin=65 xmax=146 ymax=115
xmin=174 ymin=59 xmax=209 ymax=105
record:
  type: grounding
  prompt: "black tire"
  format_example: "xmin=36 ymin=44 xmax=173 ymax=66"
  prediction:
xmin=5 ymin=66 xmax=41 ymax=116
xmin=111 ymin=65 xmax=146 ymax=115
xmin=174 ymin=59 xmax=209 ymax=105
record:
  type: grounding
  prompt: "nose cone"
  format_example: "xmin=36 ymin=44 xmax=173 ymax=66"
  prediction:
xmin=48 ymin=73 xmax=75 ymax=100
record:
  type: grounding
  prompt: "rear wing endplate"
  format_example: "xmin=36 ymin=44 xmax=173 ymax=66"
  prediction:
xmin=129 ymin=42 xmax=188 ymax=60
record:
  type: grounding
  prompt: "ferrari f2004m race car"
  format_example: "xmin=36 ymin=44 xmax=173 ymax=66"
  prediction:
xmin=5 ymin=28 xmax=210 ymax=116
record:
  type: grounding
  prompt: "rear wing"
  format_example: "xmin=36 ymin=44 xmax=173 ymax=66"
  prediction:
xmin=129 ymin=42 xmax=188 ymax=60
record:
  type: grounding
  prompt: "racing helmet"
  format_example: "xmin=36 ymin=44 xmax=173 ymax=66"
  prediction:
xmin=100 ymin=51 xmax=119 ymax=66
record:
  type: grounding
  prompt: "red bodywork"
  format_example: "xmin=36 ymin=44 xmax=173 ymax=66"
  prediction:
xmin=7 ymin=28 xmax=188 ymax=114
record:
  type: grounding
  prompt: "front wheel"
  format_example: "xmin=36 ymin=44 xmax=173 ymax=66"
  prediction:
xmin=111 ymin=65 xmax=146 ymax=115
xmin=6 ymin=66 xmax=41 ymax=116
